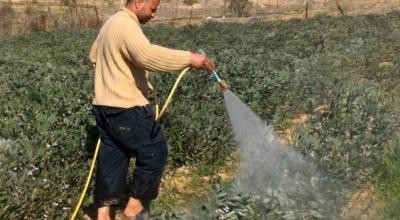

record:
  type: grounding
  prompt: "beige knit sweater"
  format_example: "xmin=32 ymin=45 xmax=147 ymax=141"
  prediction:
xmin=89 ymin=7 xmax=191 ymax=108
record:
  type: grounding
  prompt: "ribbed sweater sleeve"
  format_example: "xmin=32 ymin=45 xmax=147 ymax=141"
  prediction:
xmin=89 ymin=37 xmax=98 ymax=66
xmin=119 ymin=22 xmax=191 ymax=72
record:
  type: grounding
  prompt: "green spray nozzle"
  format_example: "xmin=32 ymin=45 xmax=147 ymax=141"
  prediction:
xmin=214 ymin=71 xmax=228 ymax=91
xmin=212 ymin=70 xmax=222 ymax=83
xmin=198 ymin=49 xmax=228 ymax=91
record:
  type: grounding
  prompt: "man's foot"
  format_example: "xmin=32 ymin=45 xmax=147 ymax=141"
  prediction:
xmin=124 ymin=199 xmax=143 ymax=216
xmin=97 ymin=206 xmax=111 ymax=220
xmin=118 ymin=210 xmax=149 ymax=220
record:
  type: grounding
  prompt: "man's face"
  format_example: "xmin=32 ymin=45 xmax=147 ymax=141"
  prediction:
xmin=137 ymin=0 xmax=159 ymax=24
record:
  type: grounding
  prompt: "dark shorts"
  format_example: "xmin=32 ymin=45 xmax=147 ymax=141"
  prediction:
xmin=91 ymin=105 xmax=168 ymax=208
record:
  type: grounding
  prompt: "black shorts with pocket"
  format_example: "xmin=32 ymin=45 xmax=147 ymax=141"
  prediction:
xmin=91 ymin=105 xmax=168 ymax=207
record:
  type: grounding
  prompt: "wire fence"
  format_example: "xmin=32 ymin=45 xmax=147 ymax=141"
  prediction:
xmin=1 ymin=0 xmax=400 ymax=36
xmin=0 ymin=2 xmax=101 ymax=35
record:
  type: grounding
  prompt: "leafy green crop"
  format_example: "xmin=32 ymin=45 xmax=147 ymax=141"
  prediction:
xmin=0 ymin=11 xmax=399 ymax=219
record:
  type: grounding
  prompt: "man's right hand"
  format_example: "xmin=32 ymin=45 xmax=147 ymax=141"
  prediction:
xmin=190 ymin=53 xmax=216 ymax=72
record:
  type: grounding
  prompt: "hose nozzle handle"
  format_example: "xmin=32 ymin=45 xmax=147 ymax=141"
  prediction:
xmin=212 ymin=70 xmax=222 ymax=83
xmin=219 ymin=80 xmax=228 ymax=91
xmin=198 ymin=49 xmax=228 ymax=91
xmin=212 ymin=70 xmax=228 ymax=91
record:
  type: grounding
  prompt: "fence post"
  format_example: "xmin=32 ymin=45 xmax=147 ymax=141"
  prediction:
xmin=176 ymin=0 xmax=179 ymax=17
xmin=94 ymin=5 xmax=100 ymax=27
xmin=1 ymin=13 xmax=3 ymax=36
xmin=205 ymin=0 xmax=208 ymax=17
xmin=305 ymin=0 xmax=308 ymax=18
xmin=223 ymin=0 xmax=226 ymax=17
xmin=0 ymin=3 xmax=2 ymax=36
xmin=75 ymin=5 xmax=78 ymax=29
xmin=276 ymin=0 xmax=278 ymax=10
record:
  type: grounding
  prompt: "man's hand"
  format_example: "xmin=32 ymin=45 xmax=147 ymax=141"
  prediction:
xmin=190 ymin=53 xmax=216 ymax=72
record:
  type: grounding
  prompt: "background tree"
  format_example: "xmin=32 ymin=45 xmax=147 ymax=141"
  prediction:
xmin=183 ymin=0 xmax=198 ymax=23
xmin=228 ymin=0 xmax=252 ymax=17
xmin=0 ymin=2 xmax=15 ymax=35
xmin=59 ymin=0 xmax=77 ymax=6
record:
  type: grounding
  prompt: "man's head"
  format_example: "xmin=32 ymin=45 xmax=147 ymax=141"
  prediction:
xmin=126 ymin=0 xmax=159 ymax=24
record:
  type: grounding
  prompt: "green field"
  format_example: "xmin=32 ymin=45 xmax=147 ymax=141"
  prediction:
xmin=0 ymin=12 xmax=399 ymax=219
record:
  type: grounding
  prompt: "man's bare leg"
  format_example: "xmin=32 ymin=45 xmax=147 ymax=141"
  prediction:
xmin=97 ymin=206 xmax=111 ymax=220
xmin=123 ymin=197 xmax=144 ymax=217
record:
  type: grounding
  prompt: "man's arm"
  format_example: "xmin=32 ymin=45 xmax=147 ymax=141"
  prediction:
xmin=120 ymin=23 xmax=214 ymax=72
xmin=89 ymin=38 xmax=98 ymax=67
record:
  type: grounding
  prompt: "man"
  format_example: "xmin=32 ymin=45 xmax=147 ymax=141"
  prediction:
xmin=88 ymin=0 xmax=215 ymax=219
